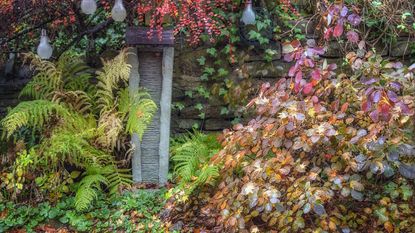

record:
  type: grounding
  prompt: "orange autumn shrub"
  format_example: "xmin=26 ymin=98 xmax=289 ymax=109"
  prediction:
xmin=166 ymin=53 xmax=415 ymax=232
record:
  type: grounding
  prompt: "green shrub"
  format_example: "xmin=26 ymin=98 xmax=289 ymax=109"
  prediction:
xmin=165 ymin=55 xmax=415 ymax=232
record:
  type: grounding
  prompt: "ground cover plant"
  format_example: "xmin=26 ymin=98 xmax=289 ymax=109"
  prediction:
xmin=0 ymin=189 xmax=167 ymax=233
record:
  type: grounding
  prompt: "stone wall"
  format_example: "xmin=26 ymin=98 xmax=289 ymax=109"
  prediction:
xmin=0 ymin=36 xmax=413 ymax=134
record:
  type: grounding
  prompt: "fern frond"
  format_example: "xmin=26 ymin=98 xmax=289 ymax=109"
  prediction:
xmin=0 ymin=100 xmax=70 ymax=138
xmin=118 ymin=88 xmax=157 ymax=140
xmin=171 ymin=141 xmax=209 ymax=182
xmin=96 ymin=111 xmax=123 ymax=150
xmin=57 ymin=51 xmax=89 ymax=79
xmin=20 ymin=53 xmax=63 ymax=99
xmin=96 ymin=49 xmax=131 ymax=113
xmin=42 ymin=128 xmax=112 ymax=168
xmin=52 ymin=90 xmax=93 ymax=115
xmin=57 ymin=52 xmax=94 ymax=93
xmin=74 ymin=165 xmax=131 ymax=211
xmin=106 ymin=167 xmax=132 ymax=196
xmin=195 ymin=165 xmax=219 ymax=185
xmin=170 ymin=131 xmax=221 ymax=196
xmin=75 ymin=172 xmax=108 ymax=212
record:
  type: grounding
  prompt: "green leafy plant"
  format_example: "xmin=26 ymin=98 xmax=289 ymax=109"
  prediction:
xmin=0 ymin=50 xmax=157 ymax=211
xmin=0 ymin=190 xmax=167 ymax=232
xmin=169 ymin=131 xmax=221 ymax=198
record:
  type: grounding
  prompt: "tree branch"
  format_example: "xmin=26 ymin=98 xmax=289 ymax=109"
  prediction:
xmin=56 ymin=18 xmax=114 ymax=58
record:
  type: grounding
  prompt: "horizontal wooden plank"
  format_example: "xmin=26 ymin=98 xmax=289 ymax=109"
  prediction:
xmin=126 ymin=27 xmax=174 ymax=45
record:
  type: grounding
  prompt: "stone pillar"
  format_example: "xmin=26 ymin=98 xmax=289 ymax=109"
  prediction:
xmin=127 ymin=47 xmax=142 ymax=183
xmin=125 ymin=27 xmax=175 ymax=185
xmin=159 ymin=47 xmax=174 ymax=185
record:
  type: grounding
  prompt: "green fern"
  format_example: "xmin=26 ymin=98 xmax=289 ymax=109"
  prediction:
xmin=106 ymin=167 xmax=133 ymax=196
xmin=74 ymin=165 xmax=132 ymax=211
xmin=41 ymin=128 xmax=111 ymax=169
xmin=75 ymin=172 xmax=108 ymax=212
xmin=0 ymin=100 xmax=70 ymax=138
xmin=20 ymin=52 xmax=91 ymax=100
xmin=171 ymin=132 xmax=221 ymax=194
xmin=3 ymin=49 xmax=156 ymax=211
xmin=118 ymin=88 xmax=157 ymax=140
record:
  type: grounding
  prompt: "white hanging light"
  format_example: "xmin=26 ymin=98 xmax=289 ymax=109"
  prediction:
xmin=81 ymin=0 xmax=97 ymax=15
xmin=241 ymin=0 xmax=256 ymax=25
xmin=37 ymin=29 xmax=53 ymax=59
xmin=111 ymin=0 xmax=127 ymax=22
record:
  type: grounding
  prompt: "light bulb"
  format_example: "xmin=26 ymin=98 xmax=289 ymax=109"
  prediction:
xmin=81 ymin=0 xmax=97 ymax=15
xmin=241 ymin=0 xmax=256 ymax=25
xmin=37 ymin=29 xmax=53 ymax=59
xmin=111 ymin=0 xmax=127 ymax=22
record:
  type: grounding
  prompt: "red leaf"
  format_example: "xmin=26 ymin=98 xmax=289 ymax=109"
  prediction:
xmin=362 ymin=100 xmax=372 ymax=112
xmin=333 ymin=23 xmax=344 ymax=37
xmin=324 ymin=28 xmax=333 ymax=40
xmin=302 ymin=83 xmax=313 ymax=95
xmin=311 ymin=69 xmax=321 ymax=81
xmin=295 ymin=70 xmax=303 ymax=83
xmin=341 ymin=103 xmax=349 ymax=113
xmin=294 ymin=82 xmax=301 ymax=93
xmin=288 ymin=65 xmax=297 ymax=77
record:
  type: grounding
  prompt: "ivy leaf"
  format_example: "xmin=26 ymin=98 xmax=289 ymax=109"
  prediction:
xmin=248 ymin=30 xmax=261 ymax=40
xmin=207 ymin=48 xmax=217 ymax=57
xmin=185 ymin=90 xmax=193 ymax=98
xmin=197 ymin=56 xmax=206 ymax=66
xmin=217 ymin=68 xmax=229 ymax=77
xmin=195 ymin=103 xmax=204 ymax=111
xmin=384 ymin=182 xmax=400 ymax=199
xmin=219 ymin=88 xmax=227 ymax=96
xmin=198 ymin=112 xmax=206 ymax=119
xmin=220 ymin=107 xmax=229 ymax=115
xmin=203 ymin=67 xmax=215 ymax=75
